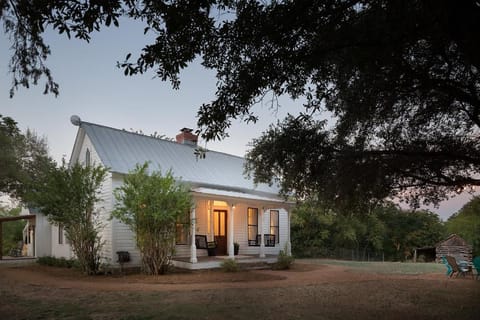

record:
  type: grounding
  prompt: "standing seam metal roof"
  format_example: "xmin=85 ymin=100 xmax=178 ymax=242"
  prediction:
xmin=81 ymin=122 xmax=280 ymax=196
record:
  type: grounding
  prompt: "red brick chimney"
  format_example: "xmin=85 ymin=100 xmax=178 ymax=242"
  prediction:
xmin=176 ymin=128 xmax=198 ymax=146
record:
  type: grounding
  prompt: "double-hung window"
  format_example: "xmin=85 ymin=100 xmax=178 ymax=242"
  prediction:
xmin=247 ymin=208 xmax=258 ymax=246
xmin=58 ymin=224 xmax=64 ymax=245
xmin=176 ymin=211 xmax=190 ymax=245
xmin=270 ymin=210 xmax=279 ymax=244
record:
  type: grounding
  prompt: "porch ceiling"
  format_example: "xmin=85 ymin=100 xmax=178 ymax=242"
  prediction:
xmin=0 ymin=214 xmax=36 ymax=222
xmin=191 ymin=187 xmax=292 ymax=208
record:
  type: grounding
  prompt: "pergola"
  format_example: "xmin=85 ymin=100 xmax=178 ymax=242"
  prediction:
xmin=0 ymin=214 xmax=35 ymax=260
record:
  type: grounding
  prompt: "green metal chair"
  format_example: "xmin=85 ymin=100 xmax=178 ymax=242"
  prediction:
xmin=473 ymin=256 xmax=480 ymax=280
xmin=441 ymin=256 xmax=453 ymax=277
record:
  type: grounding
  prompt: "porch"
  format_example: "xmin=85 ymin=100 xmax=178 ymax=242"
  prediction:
xmin=182 ymin=187 xmax=292 ymax=266
xmin=172 ymin=254 xmax=278 ymax=270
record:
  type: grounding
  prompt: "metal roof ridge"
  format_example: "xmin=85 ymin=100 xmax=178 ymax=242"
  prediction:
xmin=80 ymin=121 xmax=180 ymax=145
xmin=81 ymin=121 xmax=247 ymax=160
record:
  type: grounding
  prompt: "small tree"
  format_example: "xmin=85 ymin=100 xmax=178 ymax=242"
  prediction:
xmin=113 ymin=162 xmax=192 ymax=275
xmin=32 ymin=162 xmax=108 ymax=275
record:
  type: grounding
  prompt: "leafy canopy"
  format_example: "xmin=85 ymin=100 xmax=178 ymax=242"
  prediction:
xmin=113 ymin=162 xmax=192 ymax=275
xmin=291 ymin=200 xmax=446 ymax=261
xmin=0 ymin=115 xmax=55 ymax=201
xmin=446 ymin=196 xmax=480 ymax=256
xmin=3 ymin=1 xmax=480 ymax=207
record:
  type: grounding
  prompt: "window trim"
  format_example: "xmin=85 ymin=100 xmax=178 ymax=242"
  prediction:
xmin=247 ymin=207 xmax=259 ymax=246
xmin=270 ymin=210 xmax=280 ymax=244
xmin=85 ymin=148 xmax=91 ymax=166
xmin=175 ymin=211 xmax=190 ymax=245
xmin=58 ymin=224 xmax=64 ymax=245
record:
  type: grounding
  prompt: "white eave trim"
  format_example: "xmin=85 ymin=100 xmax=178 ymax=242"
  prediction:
xmin=191 ymin=187 xmax=292 ymax=207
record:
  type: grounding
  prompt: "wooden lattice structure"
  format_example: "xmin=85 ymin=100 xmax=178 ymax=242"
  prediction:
xmin=435 ymin=234 xmax=473 ymax=263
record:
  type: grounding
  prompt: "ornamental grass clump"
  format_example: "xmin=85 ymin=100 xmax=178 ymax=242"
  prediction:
xmin=275 ymin=248 xmax=295 ymax=270
xmin=221 ymin=258 xmax=239 ymax=272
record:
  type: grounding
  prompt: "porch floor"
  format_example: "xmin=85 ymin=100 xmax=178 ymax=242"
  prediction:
xmin=0 ymin=256 xmax=36 ymax=264
xmin=172 ymin=254 xmax=278 ymax=270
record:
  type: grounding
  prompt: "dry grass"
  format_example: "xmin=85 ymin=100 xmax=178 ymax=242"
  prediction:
xmin=0 ymin=259 xmax=478 ymax=320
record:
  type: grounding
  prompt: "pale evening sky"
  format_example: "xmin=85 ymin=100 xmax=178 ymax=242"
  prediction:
xmin=0 ymin=20 xmax=473 ymax=220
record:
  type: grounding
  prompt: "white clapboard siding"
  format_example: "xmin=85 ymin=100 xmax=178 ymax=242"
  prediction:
xmin=50 ymin=224 xmax=72 ymax=258
xmin=80 ymin=135 xmax=114 ymax=264
xmin=111 ymin=175 xmax=141 ymax=266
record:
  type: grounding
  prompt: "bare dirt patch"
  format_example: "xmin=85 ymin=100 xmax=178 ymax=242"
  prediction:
xmin=1 ymin=261 xmax=442 ymax=292
xmin=1 ymin=260 xmax=479 ymax=320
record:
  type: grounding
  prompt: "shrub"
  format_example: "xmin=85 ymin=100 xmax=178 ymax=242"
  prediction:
xmin=220 ymin=258 xmax=239 ymax=272
xmin=113 ymin=163 xmax=193 ymax=275
xmin=275 ymin=249 xmax=294 ymax=270
xmin=31 ymin=163 xmax=108 ymax=275
xmin=37 ymin=256 xmax=78 ymax=268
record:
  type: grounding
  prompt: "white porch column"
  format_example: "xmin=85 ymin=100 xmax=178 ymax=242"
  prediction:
xmin=209 ymin=201 xmax=215 ymax=242
xmin=190 ymin=207 xmax=197 ymax=263
xmin=286 ymin=209 xmax=292 ymax=256
xmin=259 ymin=208 xmax=266 ymax=258
xmin=228 ymin=204 xmax=235 ymax=258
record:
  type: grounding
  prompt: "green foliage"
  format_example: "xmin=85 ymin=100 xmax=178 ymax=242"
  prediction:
xmin=31 ymin=162 xmax=108 ymax=275
xmin=377 ymin=205 xmax=446 ymax=261
xmin=0 ymin=207 xmax=25 ymax=255
xmin=113 ymin=162 xmax=193 ymax=275
xmin=291 ymin=200 xmax=334 ymax=257
xmin=0 ymin=115 xmax=55 ymax=201
xmin=0 ymin=115 xmax=21 ymax=193
xmin=4 ymin=2 xmax=480 ymax=207
xmin=446 ymin=196 xmax=480 ymax=256
xmin=291 ymin=200 xmax=445 ymax=261
xmin=275 ymin=249 xmax=294 ymax=270
xmin=37 ymin=256 xmax=78 ymax=268
xmin=220 ymin=259 xmax=239 ymax=272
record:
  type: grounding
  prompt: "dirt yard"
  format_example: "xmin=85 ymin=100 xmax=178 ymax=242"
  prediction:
xmin=1 ymin=260 xmax=479 ymax=319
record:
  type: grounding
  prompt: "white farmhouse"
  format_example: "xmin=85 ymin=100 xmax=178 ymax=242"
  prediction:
xmin=44 ymin=116 xmax=292 ymax=269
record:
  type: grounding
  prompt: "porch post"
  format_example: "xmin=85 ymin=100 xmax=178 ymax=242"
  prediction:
xmin=259 ymin=208 xmax=266 ymax=258
xmin=209 ymin=201 xmax=215 ymax=242
xmin=228 ymin=204 xmax=235 ymax=258
xmin=286 ymin=209 xmax=292 ymax=256
xmin=190 ymin=206 xmax=197 ymax=263
xmin=0 ymin=221 xmax=3 ymax=260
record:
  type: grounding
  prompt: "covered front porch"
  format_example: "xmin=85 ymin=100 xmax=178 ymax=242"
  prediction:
xmin=177 ymin=187 xmax=292 ymax=267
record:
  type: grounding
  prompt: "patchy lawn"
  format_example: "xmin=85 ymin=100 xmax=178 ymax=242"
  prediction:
xmin=0 ymin=259 xmax=478 ymax=320
xmin=302 ymin=259 xmax=447 ymax=274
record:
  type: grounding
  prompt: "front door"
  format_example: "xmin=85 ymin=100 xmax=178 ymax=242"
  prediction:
xmin=213 ymin=210 xmax=227 ymax=255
